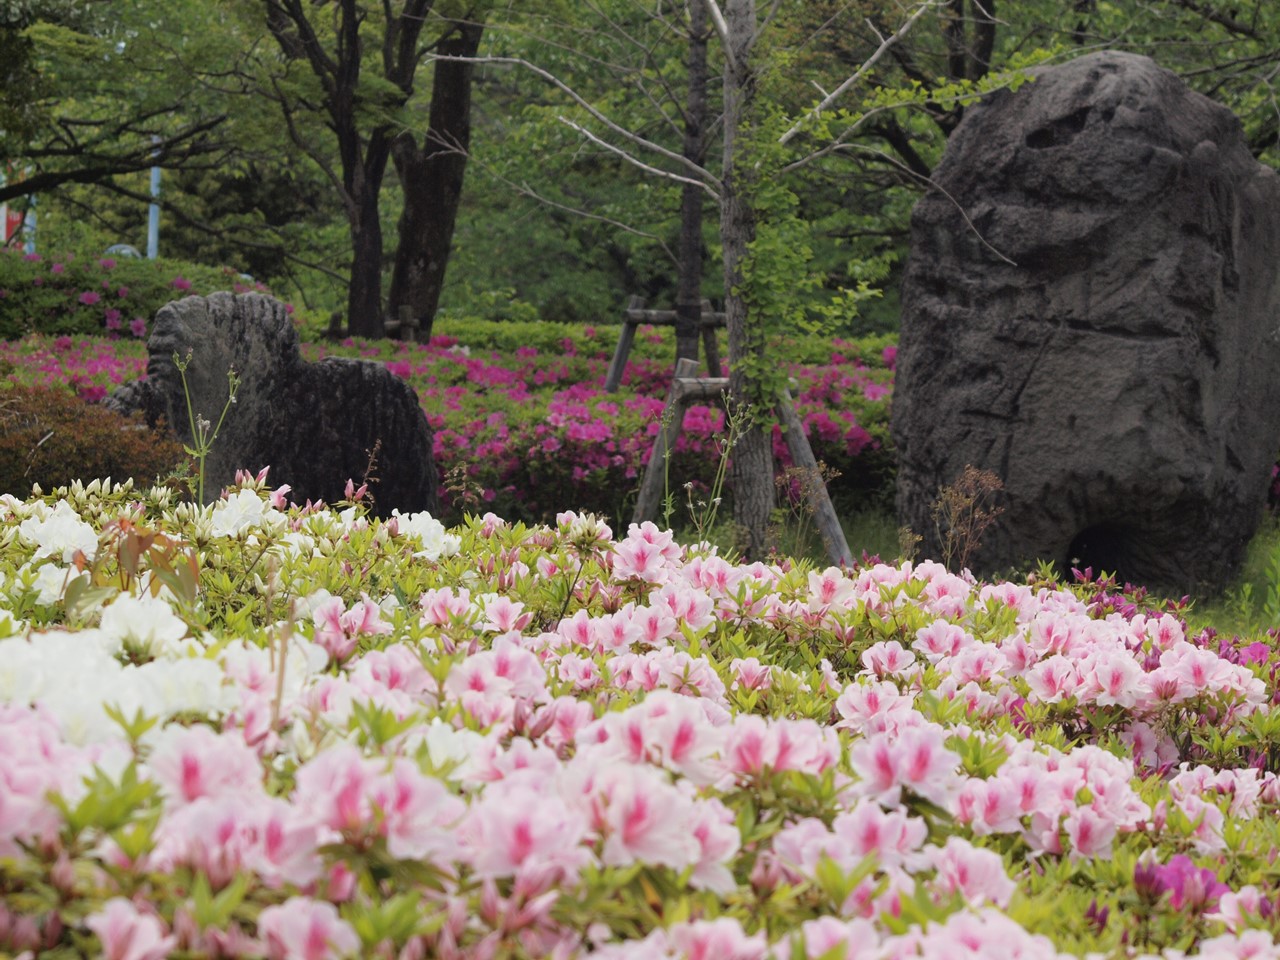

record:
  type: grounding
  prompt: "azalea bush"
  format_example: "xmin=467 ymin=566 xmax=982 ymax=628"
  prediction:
xmin=0 ymin=324 xmax=898 ymax=528
xmin=3 ymin=478 xmax=1280 ymax=958
xmin=0 ymin=384 xmax=187 ymax=496
xmin=0 ymin=249 xmax=279 ymax=340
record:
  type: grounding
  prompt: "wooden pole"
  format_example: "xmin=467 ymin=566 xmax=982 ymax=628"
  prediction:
xmin=775 ymin=387 xmax=853 ymax=567
xmin=700 ymin=298 xmax=723 ymax=378
xmin=605 ymin=295 xmax=646 ymax=393
xmin=632 ymin=358 xmax=701 ymax=524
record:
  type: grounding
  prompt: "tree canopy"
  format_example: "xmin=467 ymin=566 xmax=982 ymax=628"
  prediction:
xmin=0 ymin=0 xmax=1276 ymax=334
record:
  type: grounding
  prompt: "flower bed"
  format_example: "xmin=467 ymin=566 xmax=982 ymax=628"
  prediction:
xmin=0 ymin=325 xmax=897 ymax=524
xmin=2 ymin=478 xmax=1280 ymax=957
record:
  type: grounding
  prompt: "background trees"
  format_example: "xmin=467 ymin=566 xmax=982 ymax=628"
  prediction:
xmin=3 ymin=2 xmax=1278 ymax=546
xmin=5 ymin=0 xmax=1275 ymax=333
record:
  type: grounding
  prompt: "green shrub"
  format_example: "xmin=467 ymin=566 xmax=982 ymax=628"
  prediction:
xmin=0 ymin=249 xmax=264 ymax=339
xmin=0 ymin=384 xmax=188 ymax=496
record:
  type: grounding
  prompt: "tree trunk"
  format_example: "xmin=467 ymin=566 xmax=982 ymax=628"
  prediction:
xmin=675 ymin=1 xmax=709 ymax=366
xmin=388 ymin=19 xmax=485 ymax=342
xmin=347 ymin=197 xmax=386 ymax=339
xmin=722 ymin=0 xmax=775 ymax=560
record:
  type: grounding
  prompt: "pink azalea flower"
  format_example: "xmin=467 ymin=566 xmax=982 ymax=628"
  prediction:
xmin=831 ymin=799 xmax=930 ymax=870
xmin=291 ymin=744 xmax=378 ymax=833
xmin=146 ymin=723 xmax=264 ymax=805
xmin=834 ymin=679 xmax=918 ymax=737
xmin=667 ymin=918 xmax=768 ymax=960
xmin=479 ymin=594 xmax=530 ymax=633
xmin=927 ymin=836 xmax=1016 ymax=907
xmin=368 ymin=757 xmax=467 ymax=860
xmin=912 ymin=620 xmax=970 ymax=661
xmin=807 ymin=565 xmax=858 ymax=612
xmin=1080 ymin=647 xmax=1146 ymax=708
xmin=729 ymin=656 xmax=773 ymax=691
xmin=580 ymin=690 xmax=725 ymax=784
xmin=848 ymin=722 xmax=960 ymax=806
xmin=861 ymin=640 xmax=917 ymax=678
xmin=651 ymin=581 xmax=717 ymax=630
xmin=311 ymin=594 xmax=391 ymax=664
xmin=1024 ymin=655 xmax=1082 ymax=703
xmin=149 ymin=794 xmax=321 ymax=889
xmin=257 ymin=897 xmax=360 ymax=960
xmin=614 ymin=537 xmax=670 ymax=582
xmin=86 ymin=898 xmax=177 ymax=960
xmin=1063 ymin=805 xmax=1119 ymax=860
xmin=78 ymin=290 xmax=101 ymax=305
xmin=460 ymin=773 xmax=590 ymax=880
xmin=347 ymin=643 xmax=435 ymax=711
xmin=585 ymin=764 xmax=701 ymax=870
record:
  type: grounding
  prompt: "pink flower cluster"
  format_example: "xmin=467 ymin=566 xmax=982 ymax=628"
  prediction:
xmin=2 ymin=447 xmax=1278 ymax=960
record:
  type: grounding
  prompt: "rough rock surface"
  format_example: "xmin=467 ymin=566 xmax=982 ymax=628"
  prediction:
xmin=107 ymin=292 xmax=439 ymax=517
xmin=893 ymin=51 xmax=1280 ymax=593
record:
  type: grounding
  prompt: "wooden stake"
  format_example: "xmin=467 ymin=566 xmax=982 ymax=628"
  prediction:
xmin=775 ymin=388 xmax=854 ymax=567
xmin=632 ymin=358 xmax=701 ymax=524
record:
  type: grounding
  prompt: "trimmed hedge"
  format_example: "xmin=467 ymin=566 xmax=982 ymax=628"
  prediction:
xmin=0 ymin=249 xmax=270 ymax=339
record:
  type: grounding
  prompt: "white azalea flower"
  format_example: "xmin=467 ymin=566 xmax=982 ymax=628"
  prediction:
xmin=408 ymin=718 xmax=486 ymax=782
xmin=390 ymin=509 xmax=460 ymax=560
xmin=23 ymin=562 xmax=75 ymax=607
xmin=39 ymin=672 xmax=124 ymax=745
xmin=99 ymin=593 xmax=190 ymax=659
xmin=0 ymin=636 xmax=48 ymax=703
xmin=209 ymin=489 xmax=285 ymax=538
xmin=131 ymin=658 xmax=232 ymax=719
xmin=18 ymin=500 xmax=98 ymax=562
xmin=276 ymin=530 xmax=317 ymax=559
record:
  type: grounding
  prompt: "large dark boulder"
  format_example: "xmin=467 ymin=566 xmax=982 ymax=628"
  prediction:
xmin=107 ymin=292 xmax=438 ymax=517
xmin=893 ymin=51 xmax=1280 ymax=593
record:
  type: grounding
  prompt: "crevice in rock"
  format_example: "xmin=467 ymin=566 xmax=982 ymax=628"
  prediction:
xmin=1025 ymin=106 xmax=1092 ymax=149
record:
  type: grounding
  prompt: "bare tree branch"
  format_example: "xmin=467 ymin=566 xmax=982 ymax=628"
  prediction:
xmin=558 ymin=118 xmax=721 ymax=199
xmin=467 ymin=153 xmax=678 ymax=264
xmin=779 ymin=2 xmax=937 ymax=146
xmin=832 ymin=142 xmax=1017 ymax=265
xmin=428 ymin=53 xmax=722 ymax=189
xmin=698 ymin=0 xmax=736 ymax=72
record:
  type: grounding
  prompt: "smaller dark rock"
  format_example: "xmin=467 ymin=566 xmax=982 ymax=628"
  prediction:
xmin=106 ymin=292 xmax=438 ymax=516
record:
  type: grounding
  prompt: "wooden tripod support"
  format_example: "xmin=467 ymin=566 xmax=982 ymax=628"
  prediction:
xmin=605 ymin=295 xmax=725 ymax=393
xmin=633 ymin=359 xmax=855 ymax=567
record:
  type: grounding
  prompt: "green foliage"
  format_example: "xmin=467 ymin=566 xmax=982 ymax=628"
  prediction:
xmin=0 ymin=383 xmax=188 ymax=496
xmin=0 ymin=248 xmax=255 ymax=339
xmin=1192 ymin=514 xmax=1280 ymax=636
xmin=173 ymin=349 xmax=241 ymax=504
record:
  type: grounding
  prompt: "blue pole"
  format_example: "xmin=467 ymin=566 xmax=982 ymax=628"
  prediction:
xmin=22 ymin=195 xmax=36 ymax=256
xmin=147 ymin=139 xmax=160 ymax=259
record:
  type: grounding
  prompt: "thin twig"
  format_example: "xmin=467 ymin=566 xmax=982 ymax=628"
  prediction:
xmin=429 ymin=53 xmax=721 ymax=190
xmin=779 ymin=2 xmax=937 ymax=146
xmin=559 ymin=118 xmax=722 ymax=200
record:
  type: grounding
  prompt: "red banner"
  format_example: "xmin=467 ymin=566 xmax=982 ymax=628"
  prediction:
xmin=2 ymin=203 xmax=22 ymax=243
xmin=1 ymin=165 xmax=27 ymax=243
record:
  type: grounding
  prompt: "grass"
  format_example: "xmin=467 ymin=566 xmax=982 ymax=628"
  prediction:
xmin=1187 ymin=513 xmax=1280 ymax=638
